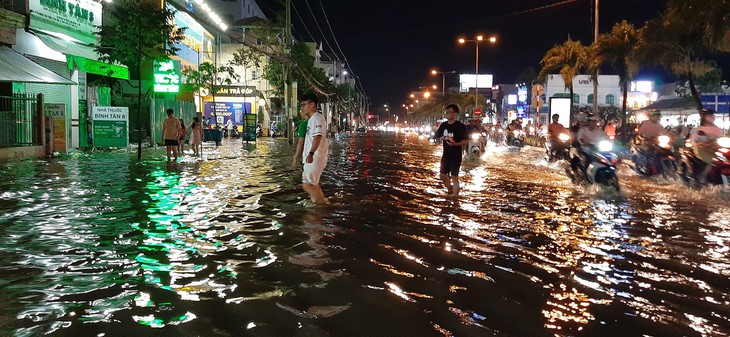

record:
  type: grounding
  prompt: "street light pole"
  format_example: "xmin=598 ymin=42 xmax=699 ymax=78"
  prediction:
xmin=431 ymin=70 xmax=456 ymax=97
xmin=459 ymin=36 xmax=495 ymax=112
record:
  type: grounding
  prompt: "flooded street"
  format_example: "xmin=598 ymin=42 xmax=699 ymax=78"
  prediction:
xmin=1 ymin=132 xmax=729 ymax=337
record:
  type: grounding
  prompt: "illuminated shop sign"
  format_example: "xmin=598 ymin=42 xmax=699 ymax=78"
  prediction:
xmin=153 ymin=59 xmax=181 ymax=93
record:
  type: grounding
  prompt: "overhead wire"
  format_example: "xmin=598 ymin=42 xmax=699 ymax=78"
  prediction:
xmin=315 ymin=0 xmax=366 ymax=95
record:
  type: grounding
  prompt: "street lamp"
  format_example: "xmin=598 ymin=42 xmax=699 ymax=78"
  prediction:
xmin=458 ymin=35 xmax=497 ymax=111
xmin=431 ymin=69 xmax=456 ymax=97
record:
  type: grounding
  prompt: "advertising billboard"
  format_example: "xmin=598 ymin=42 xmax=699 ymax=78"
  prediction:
xmin=45 ymin=103 xmax=67 ymax=153
xmin=459 ymin=74 xmax=493 ymax=92
xmin=549 ymin=97 xmax=571 ymax=126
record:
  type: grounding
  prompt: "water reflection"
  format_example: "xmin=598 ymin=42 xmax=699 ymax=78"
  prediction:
xmin=0 ymin=135 xmax=729 ymax=336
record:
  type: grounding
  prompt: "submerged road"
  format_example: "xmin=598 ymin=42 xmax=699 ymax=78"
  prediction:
xmin=0 ymin=131 xmax=728 ymax=336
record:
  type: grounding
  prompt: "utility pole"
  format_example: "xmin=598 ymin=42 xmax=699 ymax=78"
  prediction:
xmin=285 ymin=0 xmax=293 ymax=144
xmin=592 ymin=0 xmax=599 ymax=117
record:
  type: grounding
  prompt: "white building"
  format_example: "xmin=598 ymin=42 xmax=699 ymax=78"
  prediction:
xmin=544 ymin=74 xmax=621 ymax=107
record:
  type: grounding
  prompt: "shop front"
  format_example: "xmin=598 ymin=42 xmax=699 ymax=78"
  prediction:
xmin=202 ymin=86 xmax=258 ymax=141
xmin=14 ymin=0 xmax=128 ymax=150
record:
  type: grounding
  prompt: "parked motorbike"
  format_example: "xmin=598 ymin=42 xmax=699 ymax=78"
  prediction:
xmin=567 ymin=140 xmax=620 ymax=191
xmin=630 ymin=135 xmax=677 ymax=178
xmin=546 ymin=133 xmax=571 ymax=162
xmin=678 ymin=136 xmax=730 ymax=189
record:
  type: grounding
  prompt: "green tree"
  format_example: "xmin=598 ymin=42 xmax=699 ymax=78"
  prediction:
xmin=538 ymin=39 xmax=588 ymax=125
xmin=596 ymin=20 xmax=640 ymax=131
xmin=95 ymin=0 xmax=185 ymax=160
xmin=638 ymin=2 xmax=723 ymax=110
xmin=262 ymin=41 xmax=332 ymax=97
xmin=181 ymin=62 xmax=239 ymax=127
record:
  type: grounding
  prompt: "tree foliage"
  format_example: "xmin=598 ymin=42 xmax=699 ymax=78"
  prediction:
xmin=637 ymin=0 xmax=730 ymax=109
xmin=538 ymin=39 xmax=588 ymax=124
xmin=95 ymin=0 xmax=184 ymax=160
xmin=95 ymin=0 xmax=185 ymax=76
xmin=181 ymin=62 xmax=239 ymax=126
xmin=262 ymin=41 xmax=332 ymax=97
xmin=596 ymin=20 xmax=641 ymax=129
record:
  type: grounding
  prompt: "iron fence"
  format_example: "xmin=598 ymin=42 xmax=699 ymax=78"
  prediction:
xmin=0 ymin=93 xmax=41 ymax=148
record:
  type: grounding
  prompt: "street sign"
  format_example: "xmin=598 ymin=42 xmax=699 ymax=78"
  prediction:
xmin=474 ymin=108 xmax=482 ymax=116
xmin=45 ymin=103 xmax=67 ymax=153
xmin=92 ymin=106 xmax=129 ymax=148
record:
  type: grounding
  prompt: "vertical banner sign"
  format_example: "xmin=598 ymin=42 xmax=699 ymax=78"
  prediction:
xmin=244 ymin=114 xmax=257 ymax=141
xmin=92 ymin=106 xmax=128 ymax=148
xmin=45 ymin=103 xmax=67 ymax=153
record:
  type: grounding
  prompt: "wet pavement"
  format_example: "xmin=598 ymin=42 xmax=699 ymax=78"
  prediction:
xmin=0 ymin=132 xmax=729 ymax=337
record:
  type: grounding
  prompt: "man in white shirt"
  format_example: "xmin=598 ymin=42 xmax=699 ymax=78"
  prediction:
xmin=300 ymin=93 xmax=329 ymax=204
xmin=577 ymin=116 xmax=609 ymax=150
xmin=690 ymin=110 xmax=724 ymax=183
xmin=638 ymin=111 xmax=667 ymax=139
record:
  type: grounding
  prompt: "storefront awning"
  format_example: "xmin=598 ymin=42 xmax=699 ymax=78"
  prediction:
xmin=0 ymin=46 xmax=75 ymax=84
xmin=35 ymin=33 xmax=129 ymax=80
xmin=67 ymin=55 xmax=130 ymax=80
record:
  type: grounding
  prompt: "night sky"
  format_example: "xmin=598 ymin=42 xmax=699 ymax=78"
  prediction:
xmin=260 ymin=0 xmax=671 ymax=114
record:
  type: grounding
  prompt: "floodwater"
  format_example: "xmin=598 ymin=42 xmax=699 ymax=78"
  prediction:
xmin=0 ymin=132 xmax=729 ymax=337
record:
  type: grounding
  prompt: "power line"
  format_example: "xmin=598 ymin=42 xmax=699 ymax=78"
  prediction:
xmin=290 ymin=2 xmax=318 ymax=45
xmin=314 ymin=0 xmax=366 ymax=95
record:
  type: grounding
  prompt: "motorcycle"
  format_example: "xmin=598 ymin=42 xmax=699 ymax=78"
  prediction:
xmin=567 ymin=140 xmax=620 ymax=191
xmin=546 ymin=133 xmax=571 ymax=162
xmin=467 ymin=132 xmax=486 ymax=156
xmin=506 ymin=129 xmax=525 ymax=148
xmin=678 ymin=136 xmax=730 ymax=188
xmin=489 ymin=127 xmax=505 ymax=146
xmin=630 ymin=135 xmax=677 ymax=178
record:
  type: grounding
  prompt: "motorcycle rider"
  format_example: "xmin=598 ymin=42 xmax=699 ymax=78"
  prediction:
xmin=638 ymin=111 xmax=667 ymax=140
xmin=570 ymin=114 xmax=609 ymax=178
xmin=636 ymin=111 xmax=667 ymax=165
xmin=547 ymin=114 xmax=569 ymax=159
xmin=466 ymin=118 xmax=484 ymax=152
xmin=690 ymin=109 xmax=724 ymax=183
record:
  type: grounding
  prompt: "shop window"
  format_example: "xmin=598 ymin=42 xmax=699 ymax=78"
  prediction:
xmin=573 ymin=94 xmax=580 ymax=104
xmin=587 ymin=94 xmax=594 ymax=104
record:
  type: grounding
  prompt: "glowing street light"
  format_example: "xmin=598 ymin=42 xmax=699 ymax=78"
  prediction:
xmin=431 ymin=69 xmax=456 ymax=97
xmin=458 ymin=35 xmax=497 ymax=110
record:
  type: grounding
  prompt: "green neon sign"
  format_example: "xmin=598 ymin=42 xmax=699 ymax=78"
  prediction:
xmin=153 ymin=59 xmax=181 ymax=93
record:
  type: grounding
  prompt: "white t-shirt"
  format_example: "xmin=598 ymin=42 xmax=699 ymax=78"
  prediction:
xmin=638 ymin=121 xmax=666 ymax=138
xmin=690 ymin=125 xmax=723 ymax=143
xmin=303 ymin=112 xmax=328 ymax=164
xmin=577 ymin=126 xmax=608 ymax=146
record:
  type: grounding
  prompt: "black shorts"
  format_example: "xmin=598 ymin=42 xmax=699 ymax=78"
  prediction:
xmin=440 ymin=158 xmax=462 ymax=176
xmin=164 ymin=139 xmax=178 ymax=146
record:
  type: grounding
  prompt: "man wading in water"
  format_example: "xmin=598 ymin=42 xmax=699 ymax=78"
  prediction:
xmin=434 ymin=104 xmax=468 ymax=197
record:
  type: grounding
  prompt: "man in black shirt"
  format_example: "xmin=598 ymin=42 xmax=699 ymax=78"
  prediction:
xmin=434 ymin=104 xmax=469 ymax=197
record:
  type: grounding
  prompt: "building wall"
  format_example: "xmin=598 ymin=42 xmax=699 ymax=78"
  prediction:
xmin=544 ymin=74 xmax=621 ymax=106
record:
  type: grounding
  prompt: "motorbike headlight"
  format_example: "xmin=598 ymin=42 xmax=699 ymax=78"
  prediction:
xmin=529 ymin=127 xmax=535 ymax=133
xmin=657 ymin=135 xmax=671 ymax=148
xmin=498 ymin=129 xmax=503 ymax=134
xmin=598 ymin=140 xmax=613 ymax=152
xmin=717 ymin=137 xmax=730 ymax=148
xmin=471 ymin=133 xmax=480 ymax=140
xmin=558 ymin=133 xmax=570 ymax=141
xmin=513 ymin=130 xmax=519 ymax=137
xmin=426 ymin=126 xmax=432 ymax=133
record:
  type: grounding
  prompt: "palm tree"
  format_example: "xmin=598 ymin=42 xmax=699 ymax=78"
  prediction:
xmin=538 ymin=39 xmax=588 ymax=125
xmin=596 ymin=20 xmax=640 ymax=132
xmin=637 ymin=2 xmax=720 ymax=110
